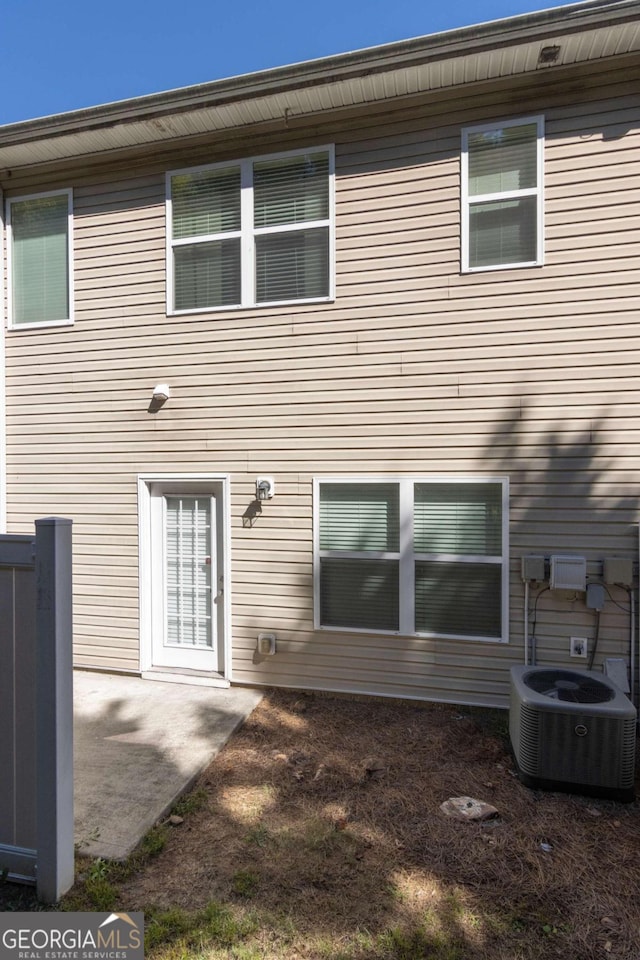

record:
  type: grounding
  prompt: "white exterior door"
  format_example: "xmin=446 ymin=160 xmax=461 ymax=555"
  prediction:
xmin=157 ymin=495 xmax=216 ymax=671
xmin=139 ymin=476 xmax=229 ymax=680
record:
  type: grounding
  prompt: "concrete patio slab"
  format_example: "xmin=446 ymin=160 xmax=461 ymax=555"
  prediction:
xmin=73 ymin=671 xmax=262 ymax=860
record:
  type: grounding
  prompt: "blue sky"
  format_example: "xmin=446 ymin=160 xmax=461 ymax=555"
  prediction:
xmin=3 ymin=0 xmax=576 ymax=125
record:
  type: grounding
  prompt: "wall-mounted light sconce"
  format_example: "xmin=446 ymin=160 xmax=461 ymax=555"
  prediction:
xmin=148 ymin=383 xmax=171 ymax=414
xmin=256 ymin=477 xmax=275 ymax=501
xmin=152 ymin=384 xmax=171 ymax=402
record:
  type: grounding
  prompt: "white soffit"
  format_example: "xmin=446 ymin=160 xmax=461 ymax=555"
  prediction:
xmin=0 ymin=8 xmax=638 ymax=171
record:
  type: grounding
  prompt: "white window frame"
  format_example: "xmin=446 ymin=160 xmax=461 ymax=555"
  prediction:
xmin=6 ymin=188 xmax=74 ymax=330
xmin=313 ymin=476 xmax=509 ymax=643
xmin=166 ymin=145 xmax=335 ymax=314
xmin=461 ymin=116 xmax=544 ymax=273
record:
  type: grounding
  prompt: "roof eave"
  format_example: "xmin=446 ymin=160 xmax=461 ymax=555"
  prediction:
xmin=0 ymin=0 xmax=637 ymax=169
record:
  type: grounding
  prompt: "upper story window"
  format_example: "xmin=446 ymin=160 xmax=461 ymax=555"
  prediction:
xmin=6 ymin=190 xmax=73 ymax=328
xmin=314 ymin=477 xmax=509 ymax=643
xmin=167 ymin=146 xmax=334 ymax=313
xmin=461 ymin=117 xmax=543 ymax=272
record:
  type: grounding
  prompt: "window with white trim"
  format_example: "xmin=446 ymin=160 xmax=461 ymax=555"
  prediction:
xmin=462 ymin=117 xmax=543 ymax=271
xmin=167 ymin=146 xmax=333 ymax=313
xmin=315 ymin=478 xmax=508 ymax=642
xmin=7 ymin=190 xmax=73 ymax=328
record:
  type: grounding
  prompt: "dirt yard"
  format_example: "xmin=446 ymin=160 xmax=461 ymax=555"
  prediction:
xmin=110 ymin=690 xmax=640 ymax=960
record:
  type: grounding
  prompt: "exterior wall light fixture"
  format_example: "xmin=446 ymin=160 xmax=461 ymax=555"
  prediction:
xmin=256 ymin=477 xmax=275 ymax=500
xmin=152 ymin=384 xmax=171 ymax=402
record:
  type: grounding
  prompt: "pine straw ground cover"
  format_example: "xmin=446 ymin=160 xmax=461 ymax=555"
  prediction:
xmin=4 ymin=690 xmax=640 ymax=959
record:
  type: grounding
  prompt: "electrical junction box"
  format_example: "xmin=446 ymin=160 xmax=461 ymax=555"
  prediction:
xmin=550 ymin=555 xmax=586 ymax=592
xmin=586 ymin=582 xmax=605 ymax=611
xmin=521 ymin=555 xmax=546 ymax=582
xmin=603 ymin=557 xmax=633 ymax=587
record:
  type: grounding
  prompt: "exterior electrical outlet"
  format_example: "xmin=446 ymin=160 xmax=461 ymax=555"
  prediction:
xmin=570 ymin=637 xmax=587 ymax=658
xmin=257 ymin=633 xmax=276 ymax=656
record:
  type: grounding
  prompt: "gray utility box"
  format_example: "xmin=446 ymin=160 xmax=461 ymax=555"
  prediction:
xmin=509 ymin=665 xmax=636 ymax=802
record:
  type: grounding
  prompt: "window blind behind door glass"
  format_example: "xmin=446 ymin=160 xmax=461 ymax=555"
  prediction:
xmin=12 ymin=195 xmax=69 ymax=325
xmin=166 ymin=497 xmax=212 ymax=648
xmin=414 ymin=483 xmax=502 ymax=555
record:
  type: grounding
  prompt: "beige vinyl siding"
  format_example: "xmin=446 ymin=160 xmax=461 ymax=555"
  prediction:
xmin=3 ymin=57 xmax=639 ymax=703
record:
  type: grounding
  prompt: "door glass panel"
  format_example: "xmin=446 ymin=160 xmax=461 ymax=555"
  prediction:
xmin=166 ymin=496 xmax=212 ymax=648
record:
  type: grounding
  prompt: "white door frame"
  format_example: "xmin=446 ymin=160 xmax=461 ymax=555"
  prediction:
xmin=138 ymin=473 xmax=232 ymax=685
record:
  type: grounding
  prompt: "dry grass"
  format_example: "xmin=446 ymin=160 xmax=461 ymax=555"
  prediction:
xmin=113 ymin=690 xmax=640 ymax=960
xmin=4 ymin=689 xmax=639 ymax=958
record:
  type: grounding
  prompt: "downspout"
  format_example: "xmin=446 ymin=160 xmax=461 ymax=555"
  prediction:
xmin=633 ymin=518 xmax=639 ymax=711
xmin=524 ymin=580 xmax=529 ymax=665
xmin=629 ymin=586 xmax=635 ymax=710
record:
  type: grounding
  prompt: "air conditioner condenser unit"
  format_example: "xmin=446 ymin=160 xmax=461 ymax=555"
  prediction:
xmin=510 ymin=665 xmax=636 ymax=802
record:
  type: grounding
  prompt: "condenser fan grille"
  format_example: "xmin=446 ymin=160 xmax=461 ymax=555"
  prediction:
xmin=523 ymin=669 xmax=613 ymax=704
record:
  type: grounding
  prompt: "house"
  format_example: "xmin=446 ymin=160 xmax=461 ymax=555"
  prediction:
xmin=0 ymin=0 xmax=638 ymax=708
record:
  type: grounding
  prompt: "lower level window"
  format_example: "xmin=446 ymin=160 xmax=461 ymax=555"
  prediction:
xmin=315 ymin=478 xmax=508 ymax=641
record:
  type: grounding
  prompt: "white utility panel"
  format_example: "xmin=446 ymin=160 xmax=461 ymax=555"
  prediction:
xmin=550 ymin=555 xmax=586 ymax=592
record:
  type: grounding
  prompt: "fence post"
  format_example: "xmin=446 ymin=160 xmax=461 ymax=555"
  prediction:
xmin=35 ymin=517 xmax=74 ymax=903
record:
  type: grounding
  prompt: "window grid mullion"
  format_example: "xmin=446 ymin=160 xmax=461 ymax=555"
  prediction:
xmin=171 ymin=230 xmax=242 ymax=247
xmin=415 ymin=553 xmax=503 ymax=564
xmin=253 ymin=218 xmax=331 ymax=237
xmin=468 ymin=187 xmax=538 ymax=204
xmin=318 ymin=550 xmax=401 ymax=561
